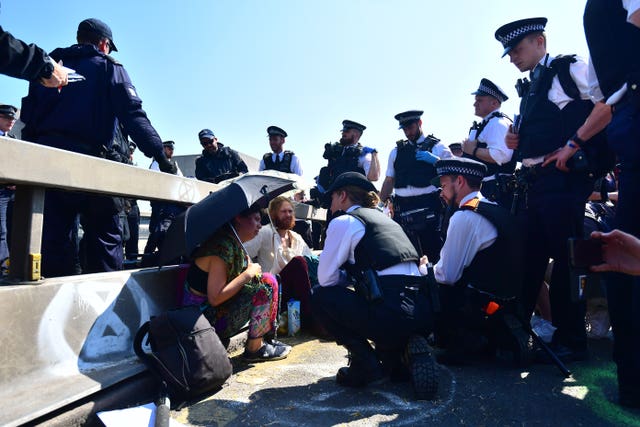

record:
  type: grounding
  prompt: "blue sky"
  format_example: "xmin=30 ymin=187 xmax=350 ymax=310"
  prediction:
xmin=1 ymin=1 xmax=589 ymax=187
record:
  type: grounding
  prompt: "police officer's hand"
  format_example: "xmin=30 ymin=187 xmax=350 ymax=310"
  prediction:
xmin=415 ymin=150 xmax=439 ymax=165
xmin=40 ymin=59 xmax=69 ymax=88
xmin=542 ymin=144 xmax=576 ymax=172
xmin=461 ymin=138 xmax=477 ymax=156
xmin=156 ymin=156 xmax=178 ymax=174
xmin=505 ymin=125 xmax=519 ymax=150
xmin=361 ymin=146 xmax=377 ymax=155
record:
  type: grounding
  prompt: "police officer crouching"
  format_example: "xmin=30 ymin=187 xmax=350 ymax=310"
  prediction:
xmin=311 ymin=172 xmax=437 ymax=399
xmin=427 ymin=158 xmax=528 ymax=365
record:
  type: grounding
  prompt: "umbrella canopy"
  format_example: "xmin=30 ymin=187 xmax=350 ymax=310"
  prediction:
xmin=159 ymin=172 xmax=296 ymax=265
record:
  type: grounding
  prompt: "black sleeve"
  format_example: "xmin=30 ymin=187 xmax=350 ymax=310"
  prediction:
xmin=233 ymin=150 xmax=249 ymax=173
xmin=109 ymin=62 xmax=164 ymax=160
xmin=0 ymin=26 xmax=51 ymax=81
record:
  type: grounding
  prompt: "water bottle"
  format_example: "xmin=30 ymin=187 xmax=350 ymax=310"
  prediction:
xmin=287 ymin=299 xmax=301 ymax=336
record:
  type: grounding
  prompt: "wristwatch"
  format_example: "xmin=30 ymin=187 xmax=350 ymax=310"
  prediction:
xmin=570 ymin=132 xmax=586 ymax=147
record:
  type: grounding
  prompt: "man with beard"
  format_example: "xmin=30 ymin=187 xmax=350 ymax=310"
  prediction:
xmin=195 ymin=128 xmax=248 ymax=184
xmin=244 ymin=196 xmax=323 ymax=334
xmin=460 ymin=79 xmax=515 ymax=209
xmin=315 ymin=120 xmax=380 ymax=199
xmin=259 ymin=126 xmax=303 ymax=176
xmin=379 ymin=110 xmax=452 ymax=261
xmin=425 ymin=158 xmax=525 ymax=364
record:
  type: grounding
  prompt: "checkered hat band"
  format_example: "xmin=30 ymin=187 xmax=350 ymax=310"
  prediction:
xmin=499 ymin=23 xmax=545 ymax=45
xmin=478 ymin=84 xmax=502 ymax=100
xmin=437 ymin=165 xmax=484 ymax=178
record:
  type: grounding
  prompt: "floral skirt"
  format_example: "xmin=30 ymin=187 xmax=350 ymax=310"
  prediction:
xmin=182 ymin=272 xmax=279 ymax=339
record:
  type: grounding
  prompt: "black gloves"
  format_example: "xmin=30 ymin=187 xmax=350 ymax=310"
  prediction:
xmin=156 ymin=156 xmax=177 ymax=174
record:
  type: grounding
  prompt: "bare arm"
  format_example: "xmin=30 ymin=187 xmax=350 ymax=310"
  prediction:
xmin=200 ymin=255 xmax=262 ymax=306
xmin=379 ymin=176 xmax=395 ymax=203
xmin=367 ymin=152 xmax=380 ymax=182
xmin=630 ymin=8 xmax=640 ymax=28
xmin=590 ymin=229 xmax=640 ymax=276
xmin=461 ymin=139 xmax=497 ymax=164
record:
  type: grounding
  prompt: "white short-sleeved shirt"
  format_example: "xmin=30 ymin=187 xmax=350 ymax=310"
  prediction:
xmin=384 ymin=134 xmax=453 ymax=197
xmin=258 ymin=152 xmax=303 ymax=176
xmin=433 ymin=192 xmax=497 ymax=285
xmin=318 ymin=205 xmax=419 ymax=287
xmin=149 ymin=159 xmax=183 ymax=177
xmin=468 ymin=109 xmax=513 ymax=167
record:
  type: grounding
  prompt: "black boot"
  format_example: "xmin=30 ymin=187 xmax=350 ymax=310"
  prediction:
xmin=407 ymin=334 xmax=438 ymax=400
xmin=336 ymin=340 xmax=386 ymax=388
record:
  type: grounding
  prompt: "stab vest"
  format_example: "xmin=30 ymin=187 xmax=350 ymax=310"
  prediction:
xmin=317 ymin=143 xmax=365 ymax=190
xmin=346 ymin=207 xmax=419 ymax=271
xmin=584 ymin=0 xmax=640 ymax=100
xmin=394 ymin=136 xmax=439 ymax=188
xmin=263 ymin=151 xmax=294 ymax=173
xmin=518 ymin=55 xmax=594 ymax=159
xmin=465 ymin=112 xmax=516 ymax=176
xmin=455 ymin=198 xmax=523 ymax=298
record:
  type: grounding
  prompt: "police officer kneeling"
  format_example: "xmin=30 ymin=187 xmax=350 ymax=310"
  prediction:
xmin=311 ymin=172 xmax=437 ymax=399
xmin=428 ymin=158 xmax=527 ymax=365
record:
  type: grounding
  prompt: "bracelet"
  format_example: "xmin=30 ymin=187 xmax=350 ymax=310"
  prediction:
xmin=570 ymin=132 xmax=585 ymax=147
xmin=472 ymin=146 xmax=479 ymax=157
xmin=566 ymin=140 xmax=580 ymax=149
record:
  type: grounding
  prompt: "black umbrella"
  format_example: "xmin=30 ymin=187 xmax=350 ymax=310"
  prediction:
xmin=159 ymin=172 xmax=297 ymax=265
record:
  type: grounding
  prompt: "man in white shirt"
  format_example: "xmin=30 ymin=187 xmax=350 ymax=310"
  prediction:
xmin=427 ymin=158 xmax=525 ymax=365
xmin=258 ymin=126 xmax=303 ymax=176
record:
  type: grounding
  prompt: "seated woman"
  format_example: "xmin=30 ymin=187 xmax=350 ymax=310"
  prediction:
xmin=245 ymin=196 xmax=322 ymax=334
xmin=182 ymin=204 xmax=291 ymax=362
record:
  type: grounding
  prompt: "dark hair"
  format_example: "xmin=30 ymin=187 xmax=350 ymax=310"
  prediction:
xmin=341 ymin=185 xmax=380 ymax=208
xmin=237 ymin=203 xmax=263 ymax=218
xmin=77 ymin=32 xmax=105 ymax=47
xmin=466 ymin=175 xmax=483 ymax=190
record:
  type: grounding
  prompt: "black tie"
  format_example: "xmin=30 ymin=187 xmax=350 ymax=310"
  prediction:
xmin=274 ymin=154 xmax=280 ymax=165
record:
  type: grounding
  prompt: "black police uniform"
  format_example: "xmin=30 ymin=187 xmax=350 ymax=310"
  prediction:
xmin=495 ymin=18 xmax=595 ymax=357
xmin=195 ymin=142 xmax=248 ymax=184
xmin=312 ymin=206 xmax=432 ymax=381
xmin=584 ymin=0 xmax=640 ymax=406
xmin=20 ymin=37 xmax=168 ymax=277
xmin=0 ymin=26 xmax=54 ymax=81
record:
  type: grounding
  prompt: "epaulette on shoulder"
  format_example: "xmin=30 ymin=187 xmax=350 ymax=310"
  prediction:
xmin=395 ymin=139 xmax=406 ymax=148
xmin=425 ymin=134 xmax=441 ymax=144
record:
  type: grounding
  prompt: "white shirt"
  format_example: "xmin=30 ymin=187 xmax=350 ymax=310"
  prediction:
xmin=468 ymin=108 xmax=513 ymax=167
xmin=434 ymin=192 xmax=497 ymax=285
xmin=244 ymin=224 xmax=313 ymax=274
xmin=318 ymin=205 xmax=420 ymax=287
xmin=149 ymin=159 xmax=183 ymax=176
xmin=384 ymin=134 xmax=453 ymax=197
xmin=258 ymin=151 xmax=303 ymax=176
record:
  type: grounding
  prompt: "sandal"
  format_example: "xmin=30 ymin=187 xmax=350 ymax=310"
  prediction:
xmin=243 ymin=342 xmax=291 ymax=362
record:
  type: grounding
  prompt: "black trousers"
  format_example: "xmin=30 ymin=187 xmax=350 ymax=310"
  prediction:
xmin=519 ymin=166 xmax=593 ymax=350
xmin=311 ymin=276 xmax=433 ymax=364
xmin=393 ymin=193 xmax=443 ymax=262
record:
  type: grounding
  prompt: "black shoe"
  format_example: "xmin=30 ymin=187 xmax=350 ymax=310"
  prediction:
xmin=499 ymin=313 xmax=534 ymax=367
xmin=407 ymin=335 xmax=438 ymax=400
xmin=335 ymin=363 xmax=386 ymax=388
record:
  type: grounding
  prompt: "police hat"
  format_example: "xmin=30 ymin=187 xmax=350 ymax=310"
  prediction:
xmin=394 ymin=110 xmax=423 ymax=129
xmin=163 ymin=140 xmax=175 ymax=148
xmin=198 ymin=129 xmax=215 ymax=140
xmin=0 ymin=105 xmax=18 ymax=119
xmin=472 ymin=78 xmax=508 ymax=103
xmin=325 ymin=171 xmax=377 ymax=195
xmin=431 ymin=157 xmax=488 ymax=186
xmin=267 ymin=126 xmax=287 ymax=138
xmin=341 ymin=120 xmax=366 ymax=133
xmin=495 ymin=17 xmax=547 ymax=58
xmin=77 ymin=18 xmax=118 ymax=52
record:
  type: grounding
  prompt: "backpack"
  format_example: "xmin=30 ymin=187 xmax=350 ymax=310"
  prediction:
xmin=133 ymin=305 xmax=232 ymax=405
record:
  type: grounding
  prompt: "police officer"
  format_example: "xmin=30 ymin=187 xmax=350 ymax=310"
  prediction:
xmin=461 ymin=79 xmax=515 ymax=209
xmin=428 ymin=158 xmax=526 ymax=364
xmin=379 ymin=110 xmax=453 ymax=261
xmin=312 ymin=172 xmax=435 ymax=399
xmin=0 ymin=26 xmax=68 ymax=87
xmin=20 ymin=18 xmax=177 ymax=277
xmin=583 ymin=0 xmax=640 ymax=408
xmin=0 ymin=105 xmax=18 ymax=275
xmin=315 ymin=120 xmax=380 ymax=195
xmin=495 ymin=17 xmax=600 ymax=362
xmin=195 ymin=128 xmax=249 ymax=183
xmin=150 ymin=140 xmax=183 ymax=176
xmin=259 ymin=126 xmax=303 ymax=176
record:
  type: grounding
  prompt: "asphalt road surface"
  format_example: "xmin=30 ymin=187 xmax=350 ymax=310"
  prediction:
xmin=169 ymin=334 xmax=640 ymax=427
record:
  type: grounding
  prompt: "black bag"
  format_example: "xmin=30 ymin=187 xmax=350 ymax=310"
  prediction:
xmin=133 ymin=305 xmax=232 ymax=404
